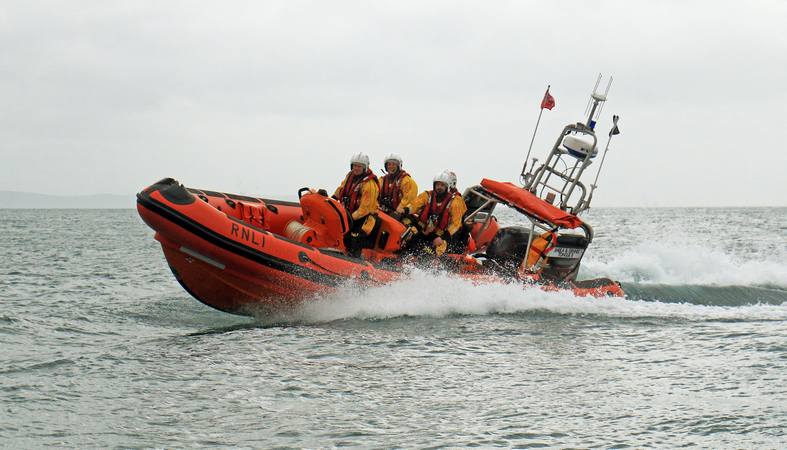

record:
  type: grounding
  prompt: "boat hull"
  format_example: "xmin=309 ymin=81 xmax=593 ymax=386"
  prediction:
xmin=137 ymin=178 xmax=623 ymax=316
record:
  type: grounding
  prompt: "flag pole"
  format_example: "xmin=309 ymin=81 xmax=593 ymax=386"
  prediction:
xmin=590 ymin=115 xmax=620 ymax=191
xmin=521 ymin=85 xmax=549 ymax=185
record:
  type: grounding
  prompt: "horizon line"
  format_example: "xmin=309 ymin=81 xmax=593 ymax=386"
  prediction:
xmin=1 ymin=190 xmax=784 ymax=209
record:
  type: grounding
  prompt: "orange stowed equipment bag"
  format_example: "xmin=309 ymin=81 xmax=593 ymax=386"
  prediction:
xmin=517 ymin=230 xmax=558 ymax=278
xmin=237 ymin=200 xmax=267 ymax=229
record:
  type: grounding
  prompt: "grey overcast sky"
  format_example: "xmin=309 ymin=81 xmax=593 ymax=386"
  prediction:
xmin=1 ymin=1 xmax=786 ymax=206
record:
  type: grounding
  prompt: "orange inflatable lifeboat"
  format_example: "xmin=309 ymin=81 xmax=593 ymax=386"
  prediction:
xmin=137 ymin=82 xmax=628 ymax=315
xmin=137 ymin=177 xmax=623 ymax=316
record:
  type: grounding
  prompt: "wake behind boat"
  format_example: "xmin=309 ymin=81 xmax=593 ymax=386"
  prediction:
xmin=137 ymin=76 xmax=625 ymax=315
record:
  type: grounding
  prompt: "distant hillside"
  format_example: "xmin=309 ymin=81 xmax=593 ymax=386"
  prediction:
xmin=0 ymin=191 xmax=134 ymax=209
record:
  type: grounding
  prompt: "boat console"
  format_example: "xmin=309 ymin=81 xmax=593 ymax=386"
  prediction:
xmin=460 ymin=74 xmax=622 ymax=286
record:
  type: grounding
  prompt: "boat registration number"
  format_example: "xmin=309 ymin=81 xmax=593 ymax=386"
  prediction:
xmin=549 ymin=247 xmax=584 ymax=259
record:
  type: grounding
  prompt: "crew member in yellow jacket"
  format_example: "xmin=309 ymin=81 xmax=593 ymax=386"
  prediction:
xmin=378 ymin=153 xmax=418 ymax=215
xmin=402 ymin=170 xmax=467 ymax=256
xmin=333 ymin=153 xmax=380 ymax=257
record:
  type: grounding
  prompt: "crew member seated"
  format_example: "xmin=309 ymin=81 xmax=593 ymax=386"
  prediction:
xmin=379 ymin=153 xmax=418 ymax=216
xmin=333 ymin=153 xmax=380 ymax=257
xmin=402 ymin=170 xmax=467 ymax=257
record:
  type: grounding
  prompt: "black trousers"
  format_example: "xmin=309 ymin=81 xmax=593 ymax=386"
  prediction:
xmin=343 ymin=215 xmax=380 ymax=257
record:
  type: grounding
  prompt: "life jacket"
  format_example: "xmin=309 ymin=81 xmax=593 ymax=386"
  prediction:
xmin=339 ymin=169 xmax=378 ymax=214
xmin=525 ymin=230 xmax=558 ymax=268
xmin=379 ymin=170 xmax=410 ymax=211
xmin=418 ymin=189 xmax=458 ymax=234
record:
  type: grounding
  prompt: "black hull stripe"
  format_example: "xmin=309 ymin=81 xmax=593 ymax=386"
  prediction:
xmin=137 ymin=192 xmax=347 ymax=287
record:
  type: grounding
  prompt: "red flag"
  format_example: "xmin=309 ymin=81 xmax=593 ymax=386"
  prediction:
xmin=541 ymin=88 xmax=555 ymax=110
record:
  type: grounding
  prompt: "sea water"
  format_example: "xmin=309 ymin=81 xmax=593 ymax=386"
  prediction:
xmin=1 ymin=208 xmax=786 ymax=448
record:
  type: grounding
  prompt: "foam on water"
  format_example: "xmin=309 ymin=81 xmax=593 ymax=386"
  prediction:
xmin=582 ymin=240 xmax=787 ymax=288
xmin=267 ymin=268 xmax=787 ymax=324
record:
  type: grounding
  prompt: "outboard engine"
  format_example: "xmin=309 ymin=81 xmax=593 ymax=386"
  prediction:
xmin=484 ymin=226 xmax=532 ymax=275
xmin=539 ymin=234 xmax=589 ymax=282
xmin=484 ymin=228 xmax=590 ymax=283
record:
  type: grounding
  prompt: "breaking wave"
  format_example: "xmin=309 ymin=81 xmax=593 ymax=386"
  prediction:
xmin=582 ymin=241 xmax=787 ymax=289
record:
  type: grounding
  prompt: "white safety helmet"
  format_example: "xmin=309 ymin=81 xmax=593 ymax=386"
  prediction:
xmin=349 ymin=153 xmax=370 ymax=170
xmin=446 ymin=171 xmax=457 ymax=190
xmin=433 ymin=170 xmax=456 ymax=190
xmin=383 ymin=153 xmax=403 ymax=169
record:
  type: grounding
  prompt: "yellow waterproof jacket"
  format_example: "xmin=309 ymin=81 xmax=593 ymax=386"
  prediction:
xmin=397 ymin=174 xmax=418 ymax=211
xmin=384 ymin=173 xmax=418 ymax=212
xmin=409 ymin=190 xmax=468 ymax=237
xmin=334 ymin=174 xmax=380 ymax=221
